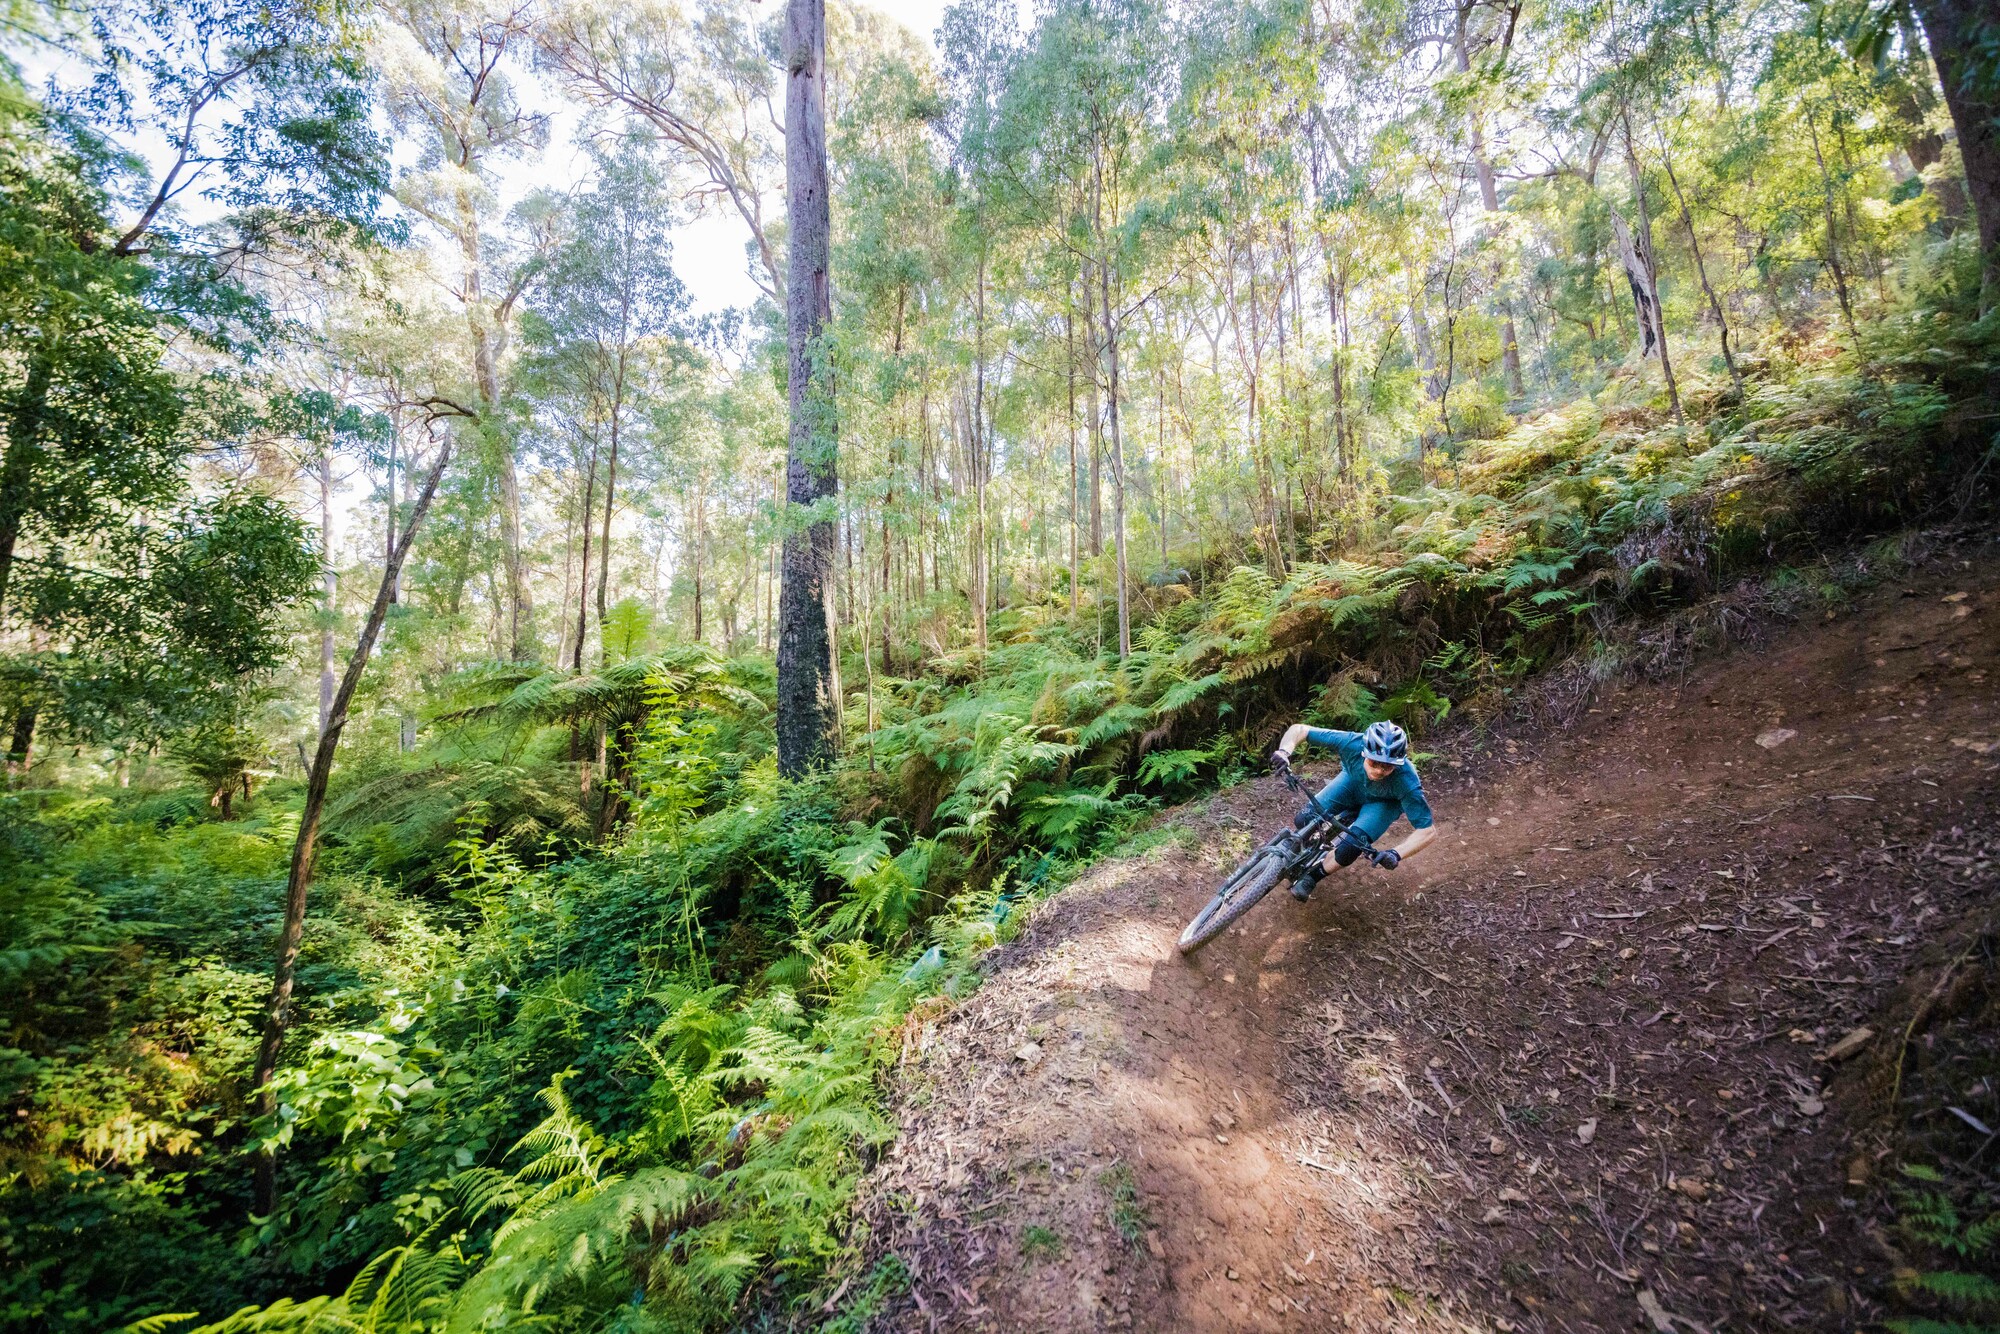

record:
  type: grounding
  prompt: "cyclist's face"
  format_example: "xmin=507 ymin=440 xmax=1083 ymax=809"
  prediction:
xmin=1363 ymin=757 xmax=1397 ymax=781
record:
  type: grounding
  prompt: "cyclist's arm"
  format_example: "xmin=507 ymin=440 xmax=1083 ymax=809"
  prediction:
xmin=1275 ymin=724 xmax=1356 ymax=761
xmin=1390 ymin=824 xmax=1438 ymax=860
xmin=1390 ymin=782 xmax=1438 ymax=860
xmin=1273 ymin=722 xmax=1314 ymax=760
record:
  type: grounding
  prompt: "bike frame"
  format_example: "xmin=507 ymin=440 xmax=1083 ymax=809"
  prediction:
xmin=1176 ymin=767 xmax=1384 ymax=954
xmin=1272 ymin=768 xmax=1373 ymax=882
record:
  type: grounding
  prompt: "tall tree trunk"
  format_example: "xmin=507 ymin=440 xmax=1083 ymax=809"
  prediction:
xmin=692 ymin=486 xmax=706 ymax=643
xmin=776 ymin=0 xmax=840 ymax=777
xmin=318 ymin=454 xmax=335 ymax=737
xmin=385 ymin=412 xmax=398 ymax=604
xmin=1453 ymin=10 xmax=1524 ymax=399
xmin=880 ymin=489 xmax=892 ymax=672
xmin=1618 ymin=116 xmax=1682 ymax=420
xmin=841 ymin=500 xmax=855 ymax=630
xmin=6 ymin=705 xmax=36 ymax=780
xmin=1324 ymin=256 xmax=1350 ymax=478
xmin=971 ymin=253 xmax=990 ymax=651
xmin=1889 ymin=11 xmax=1967 ymax=222
xmin=458 ymin=202 xmax=532 ymax=659
xmin=1094 ymin=164 xmax=1131 ymax=660
xmin=1066 ymin=309 xmax=1081 ymax=614
xmin=767 ymin=470 xmax=782 ymax=649
xmin=1245 ymin=246 xmax=1285 ymax=573
xmin=1911 ymin=0 xmax=2000 ymax=310
xmin=553 ymin=480 xmax=577 ymax=669
xmin=1807 ymin=111 xmax=1860 ymax=341
xmin=1157 ymin=376 xmax=1170 ymax=570
xmin=1082 ymin=269 xmax=1104 ymax=558
xmin=1405 ymin=259 xmax=1440 ymax=408
xmin=1656 ymin=130 xmax=1742 ymax=390
xmin=0 ymin=352 xmax=52 ymax=622
xmin=572 ymin=434 xmax=599 ymax=673
xmin=253 ymin=434 xmax=453 ymax=1216
xmin=597 ymin=350 xmax=625 ymax=663
xmin=1227 ymin=238 xmax=1284 ymax=573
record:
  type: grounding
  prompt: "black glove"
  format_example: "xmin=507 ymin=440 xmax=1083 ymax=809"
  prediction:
xmin=1269 ymin=751 xmax=1291 ymax=777
xmin=1371 ymin=848 xmax=1402 ymax=870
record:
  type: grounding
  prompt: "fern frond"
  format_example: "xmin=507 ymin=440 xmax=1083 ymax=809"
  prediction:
xmin=116 ymin=1317 xmax=200 ymax=1334
xmin=1907 ymin=1271 xmax=2000 ymax=1309
xmin=1224 ymin=647 xmax=1293 ymax=684
xmin=1150 ymin=671 xmax=1227 ymax=719
xmin=448 ymin=1169 xmax=710 ymax=1331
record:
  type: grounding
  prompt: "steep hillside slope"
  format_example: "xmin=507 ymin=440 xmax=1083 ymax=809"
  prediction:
xmin=853 ymin=537 xmax=1999 ymax=1333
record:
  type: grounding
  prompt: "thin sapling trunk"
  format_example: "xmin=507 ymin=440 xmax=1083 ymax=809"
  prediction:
xmin=252 ymin=434 xmax=453 ymax=1216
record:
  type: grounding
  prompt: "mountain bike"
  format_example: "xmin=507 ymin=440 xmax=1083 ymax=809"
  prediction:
xmin=1176 ymin=766 xmax=1378 ymax=955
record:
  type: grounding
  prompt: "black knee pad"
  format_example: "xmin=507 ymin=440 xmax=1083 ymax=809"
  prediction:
xmin=1332 ymin=830 xmax=1371 ymax=867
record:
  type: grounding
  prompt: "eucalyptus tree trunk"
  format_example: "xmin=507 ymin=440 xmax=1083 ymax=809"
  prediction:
xmin=1065 ymin=307 xmax=1080 ymax=614
xmin=385 ymin=413 xmax=398 ymax=603
xmin=879 ymin=492 xmax=892 ymax=671
xmin=1080 ymin=271 xmax=1105 ymax=561
xmin=1238 ymin=243 xmax=1285 ymax=575
xmin=692 ymin=486 xmax=707 ymax=643
xmin=0 ymin=353 xmax=51 ymax=634
xmin=1452 ymin=9 xmax=1523 ymax=399
xmin=1657 ymin=130 xmax=1742 ymax=390
xmin=571 ymin=433 xmax=599 ymax=673
xmin=1093 ymin=161 xmax=1131 ymax=660
xmin=775 ymin=0 xmax=840 ymax=777
xmin=596 ymin=420 xmax=619 ymax=661
xmin=971 ymin=253 xmax=990 ymax=651
xmin=1616 ymin=117 xmax=1682 ymax=420
xmin=1404 ymin=259 xmax=1440 ymax=408
xmin=1910 ymin=0 xmax=2000 ymax=310
xmin=253 ymin=434 xmax=453 ymax=1216
xmin=1323 ymin=256 xmax=1351 ymax=478
xmin=1807 ymin=112 xmax=1860 ymax=342
xmin=0 ymin=350 xmax=52 ymax=776
xmin=318 ymin=453 xmax=335 ymax=738
xmin=597 ymin=342 xmax=629 ymax=665
xmin=459 ymin=204 xmax=533 ymax=659
xmin=1629 ymin=130 xmax=1680 ymax=419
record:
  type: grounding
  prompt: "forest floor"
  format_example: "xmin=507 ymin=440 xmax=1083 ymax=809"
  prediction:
xmin=853 ymin=534 xmax=2000 ymax=1334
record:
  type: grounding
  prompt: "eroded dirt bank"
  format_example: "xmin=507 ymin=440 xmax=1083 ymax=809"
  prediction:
xmin=857 ymin=542 xmax=1999 ymax=1333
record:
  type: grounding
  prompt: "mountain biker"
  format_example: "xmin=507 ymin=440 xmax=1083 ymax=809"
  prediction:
xmin=1268 ymin=720 xmax=1437 ymax=901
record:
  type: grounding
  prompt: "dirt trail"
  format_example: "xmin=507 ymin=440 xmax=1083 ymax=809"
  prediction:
xmin=860 ymin=542 xmax=1999 ymax=1333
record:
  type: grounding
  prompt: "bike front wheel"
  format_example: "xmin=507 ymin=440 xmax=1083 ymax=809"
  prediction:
xmin=1178 ymin=845 xmax=1288 ymax=955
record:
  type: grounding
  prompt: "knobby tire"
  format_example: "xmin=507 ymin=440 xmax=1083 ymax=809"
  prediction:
xmin=1178 ymin=846 xmax=1287 ymax=955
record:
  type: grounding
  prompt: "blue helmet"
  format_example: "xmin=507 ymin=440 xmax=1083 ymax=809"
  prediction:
xmin=1362 ymin=720 xmax=1409 ymax=765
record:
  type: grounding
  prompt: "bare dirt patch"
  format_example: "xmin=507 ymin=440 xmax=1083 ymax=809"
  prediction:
xmin=857 ymin=539 xmax=2000 ymax=1333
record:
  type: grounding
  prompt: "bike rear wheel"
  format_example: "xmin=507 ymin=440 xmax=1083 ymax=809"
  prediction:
xmin=1177 ymin=845 xmax=1288 ymax=955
